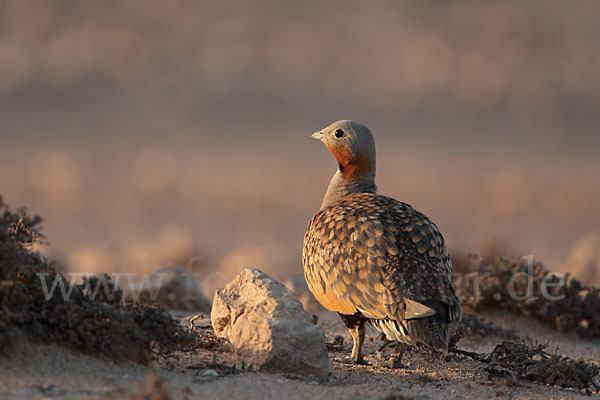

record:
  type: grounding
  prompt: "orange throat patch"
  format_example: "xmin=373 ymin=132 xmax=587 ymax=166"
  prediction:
xmin=328 ymin=146 xmax=373 ymax=181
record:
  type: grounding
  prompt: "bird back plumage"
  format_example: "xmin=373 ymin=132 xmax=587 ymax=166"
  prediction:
xmin=302 ymin=192 xmax=461 ymax=352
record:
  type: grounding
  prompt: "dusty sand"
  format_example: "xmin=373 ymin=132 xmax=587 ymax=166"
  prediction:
xmin=0 ymin=310 xmax=598 ymax=400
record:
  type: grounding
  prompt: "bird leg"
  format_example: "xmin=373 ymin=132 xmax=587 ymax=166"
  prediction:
xmin=378 ymin=336 xmax=394 ymax=352
xmin=338 ymin=314 xmax=368 ymax=365
xmin=348 ymin=321 xmax=366 ymax=364
xmin=384 ymin=342 xmax=408 ymax=369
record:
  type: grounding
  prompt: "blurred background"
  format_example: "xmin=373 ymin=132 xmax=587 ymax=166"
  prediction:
xmin=1 ymin=0 xmax=599 ymax=294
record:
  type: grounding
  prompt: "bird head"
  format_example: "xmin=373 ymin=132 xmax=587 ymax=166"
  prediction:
xmin=311 ymin=120 xmax=376 ymax=181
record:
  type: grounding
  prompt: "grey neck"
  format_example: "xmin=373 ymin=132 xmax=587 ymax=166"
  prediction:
xmin=320 ymin=170 xmax=377 ymax=210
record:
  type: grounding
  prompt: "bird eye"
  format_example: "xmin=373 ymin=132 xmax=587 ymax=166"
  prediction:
xmin=334 ymin=129 xmax=344 ymax=138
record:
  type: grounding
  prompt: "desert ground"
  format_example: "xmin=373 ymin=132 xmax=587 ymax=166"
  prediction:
xmin=1 ymin=309 xmax=599 ymax=400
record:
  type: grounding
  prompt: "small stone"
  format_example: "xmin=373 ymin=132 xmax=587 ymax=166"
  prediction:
xmin=212 ymin=268 xmax=330 ymax=382
xmin=202 ymin=369 xmax=219 ymax=377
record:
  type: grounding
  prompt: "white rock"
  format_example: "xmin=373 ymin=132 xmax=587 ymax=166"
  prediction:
xmin=211 ymin=268 xmax=330 ymax=382
xmin=124 ymin=265 xmax=211 ymax=312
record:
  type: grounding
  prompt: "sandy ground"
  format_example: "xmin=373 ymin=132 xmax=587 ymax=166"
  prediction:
xmin=0 ymin=310 xmax=599 ymax=400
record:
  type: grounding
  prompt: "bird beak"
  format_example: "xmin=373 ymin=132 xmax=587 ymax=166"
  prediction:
xmin=311 ymin=131 xmax=324 ymax=140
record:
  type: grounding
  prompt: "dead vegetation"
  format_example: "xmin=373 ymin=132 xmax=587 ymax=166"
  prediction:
xmin=451 ymin=258 xmax=600 ymax=393
xmin=448 ymin=339 xmax=600 ymax=393
xmin=479 ymin=341 xmax=600 ymax=394
xmin=458 ymin=252 xmax=600 ymax=338
xmin=0 ymin=197 xmax=192 ymax=364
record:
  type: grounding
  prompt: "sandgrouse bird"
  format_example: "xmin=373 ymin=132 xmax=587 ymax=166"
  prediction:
xmin=302 ymin=120 xmax=461 ymax=367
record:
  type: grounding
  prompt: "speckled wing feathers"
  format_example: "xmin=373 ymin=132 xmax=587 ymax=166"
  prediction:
xmin=302 ymin=193 xmax=461 ymax=345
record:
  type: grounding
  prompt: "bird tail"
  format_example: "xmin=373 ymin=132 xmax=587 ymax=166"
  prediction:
xmin=370 ymin=316 xmax=449 ymax=353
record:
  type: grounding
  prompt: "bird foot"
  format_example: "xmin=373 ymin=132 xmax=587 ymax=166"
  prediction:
xmin=342 ymin=357 xmax=369 ymax=366
xmin=381 ymin=357 xmax=409 ymax=369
